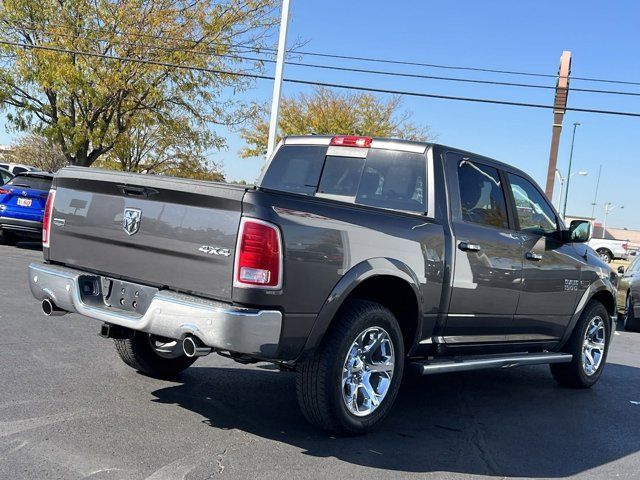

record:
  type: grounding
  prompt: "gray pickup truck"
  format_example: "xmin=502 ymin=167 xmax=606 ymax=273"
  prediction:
xmin=28 ymin=135 xmax=617 ymax=434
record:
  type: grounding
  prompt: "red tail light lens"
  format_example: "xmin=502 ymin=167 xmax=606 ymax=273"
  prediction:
xmin=42 ymin=189 xmax=56 ymax=248
xmin=234 ymin=218 xmax=282 ymax=289
xmin=623 ymin=243 xmax=629 ymax=250
xmin=330 ymin=135 xmax=372 ymax=148
xmin=0 ymin=188 xmax=11 ymax=195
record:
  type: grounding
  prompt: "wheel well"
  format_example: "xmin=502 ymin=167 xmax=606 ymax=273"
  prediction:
xmin=596 ymin=248 xmax=612 ymax=256
xmin=342 ymin=275 xmax=420 ymax=352
xmin=591 ymin=290 xmax=616 ymax=318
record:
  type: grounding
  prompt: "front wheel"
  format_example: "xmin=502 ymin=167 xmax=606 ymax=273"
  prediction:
xmin=296 ymin=300 xmax=404 ymax=435
xmin=624 ymin=294 xmax=640 ymax=332
xmin=114 ymin=332 xmax=197 ymax=377
xmin=550 ymin=300 xmax=610 ymax=388
xmin=596 ymin=248 xmax=612 ymax=263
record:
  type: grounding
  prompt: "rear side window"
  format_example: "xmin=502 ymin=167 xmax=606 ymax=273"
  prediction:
xmin=7 ymin=175 xmax=52 ymax=191
xmin=1 ymin=170 xmax=12 ymax=184
xmin=457 ymin=159 xmax=509 ymax=229
xmin=507 ymin=173 xmax=557 ymax=235
xmin=260 ymin=145 xmax=325 ymax=195
xmin=13 ymin=166 xmax=29 ymax=174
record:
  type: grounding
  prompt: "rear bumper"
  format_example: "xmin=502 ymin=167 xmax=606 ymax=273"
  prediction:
xmin=28 ymin=262 xmax=283 ymax=358
xmin=0 ymin=216 xmax=42 ymax=233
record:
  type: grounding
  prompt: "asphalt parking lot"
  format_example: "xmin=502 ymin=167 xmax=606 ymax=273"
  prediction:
xmin=2 ymin=244 xmax=640 ymax=480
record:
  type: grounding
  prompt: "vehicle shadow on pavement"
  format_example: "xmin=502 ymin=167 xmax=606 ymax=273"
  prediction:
xmin=151 ymin=362 xmax=640 ymax=477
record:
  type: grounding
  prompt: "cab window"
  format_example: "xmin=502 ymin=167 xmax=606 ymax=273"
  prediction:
xmin=507 ymin=173 xmax=558 ymax=235
xmin=457 ymin=159 xmax=509 ymax=229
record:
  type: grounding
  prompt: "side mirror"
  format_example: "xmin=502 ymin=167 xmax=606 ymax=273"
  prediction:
xmin=568 ymin=219 xmax=592 ymax=243
xmin=617 ymin=266 xmax=625 ymax=274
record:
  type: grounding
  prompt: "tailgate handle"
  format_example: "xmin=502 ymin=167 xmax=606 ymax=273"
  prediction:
xmin=117 ymin=185 xmax=159 ymax=197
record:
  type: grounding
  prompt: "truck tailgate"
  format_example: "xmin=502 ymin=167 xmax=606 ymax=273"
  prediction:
xmin=48 ymin=167 xmax=246 ymax=301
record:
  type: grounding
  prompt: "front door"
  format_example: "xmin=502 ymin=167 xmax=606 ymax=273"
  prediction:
xmin=505 ymin=172 xmax=583 ymax=340
xmin=444 ymin=154 xmax=523 ymax=343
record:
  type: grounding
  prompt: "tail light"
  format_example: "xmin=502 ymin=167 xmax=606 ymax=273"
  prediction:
xmin=623 ymin=243 xmax=629 ymax=250
xmin=330 ymin=135 xmax=372 ymax=148
xmin=234 ymin=218 xmax=282 ymax=289
xmin=0 ymin=188 xmax=10 ymax=195
xmin=42 ymin=189 xmax=56 ymax=248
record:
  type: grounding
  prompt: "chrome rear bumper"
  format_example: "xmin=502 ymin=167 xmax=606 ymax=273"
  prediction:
xmin=28 ymin=263 xmax=283 ymax=358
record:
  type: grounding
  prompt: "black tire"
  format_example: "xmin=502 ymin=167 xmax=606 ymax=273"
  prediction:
xmin=624 ymin=293 xmax=640 ymax=332
xmin=113 ymin=332 xmax=197 ymax=377
xmin=0 ymin=230 xmax=16 ymax=245
xmin=596 ymin=248 xmax=612 ymax=263
xmin=295 ymin=299 xmax=404 ymax=435
xmin=550 ymin=300 xmax=611 ymax=388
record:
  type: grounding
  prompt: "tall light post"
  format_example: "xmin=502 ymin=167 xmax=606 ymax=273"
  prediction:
xmin=561 ymin=121 xmax=581 ymax=218
xmin=555 ymin=169 xmax=587 ymax=216
xmin=266 ymin=0 xmax=291 ymax=160
xmin=602 ymin=202 xmax=624 ymax=239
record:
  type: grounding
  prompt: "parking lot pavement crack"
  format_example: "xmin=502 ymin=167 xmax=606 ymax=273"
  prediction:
xmin=458 ymin=379 xmax=501 ymax=476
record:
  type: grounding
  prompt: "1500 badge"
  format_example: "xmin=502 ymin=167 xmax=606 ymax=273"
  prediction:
xmin=198 ymin=245 xmax=231 ymax=256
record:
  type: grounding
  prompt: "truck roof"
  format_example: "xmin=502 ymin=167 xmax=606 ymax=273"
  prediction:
xmin=282 ymin=135 xmax=520 ymax=174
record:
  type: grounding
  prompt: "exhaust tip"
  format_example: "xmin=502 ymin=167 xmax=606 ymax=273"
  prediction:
xmin=182 ymin=336 xmax=212 ymax=358
xmin=42 ymin=298 xmax=67 ymax=316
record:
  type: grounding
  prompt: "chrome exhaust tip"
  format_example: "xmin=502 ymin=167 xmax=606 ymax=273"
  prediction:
xmin=42 ymin=298 xmax=67 ymax=317
xmin=182 ymin=336 xmax=212 ymax=358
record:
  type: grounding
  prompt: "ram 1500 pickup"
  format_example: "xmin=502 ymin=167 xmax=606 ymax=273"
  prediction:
xmin=28 ymin=135 xmax=617 ymax=434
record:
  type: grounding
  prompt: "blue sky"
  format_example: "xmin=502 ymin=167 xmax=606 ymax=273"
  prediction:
xmin=2 ymin=1 xmax=639 ymax=228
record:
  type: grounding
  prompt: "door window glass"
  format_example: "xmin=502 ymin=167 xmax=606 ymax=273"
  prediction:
xmin=508 ymin=174 xmax=558 ymax=235
xmin=457 ymin=159 xmax=509 ymax=229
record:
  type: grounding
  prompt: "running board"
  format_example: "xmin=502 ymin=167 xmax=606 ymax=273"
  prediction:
xmin=411 ymin=352 xmax=573 ymax=375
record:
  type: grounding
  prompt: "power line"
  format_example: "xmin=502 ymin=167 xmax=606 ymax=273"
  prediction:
xmin=8 ymin=24 xmax=640 ymax=98
xmin=7 ymin=20 xmax=640 ymax=88
xmin=1 ymin=39 xmax=640 ymax=118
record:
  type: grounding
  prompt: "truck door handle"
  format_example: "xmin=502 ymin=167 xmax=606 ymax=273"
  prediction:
xmin=459 ymin=242 xmax=481 ymax=252
xmin=525 ymin=251 xmax=543 ymax=261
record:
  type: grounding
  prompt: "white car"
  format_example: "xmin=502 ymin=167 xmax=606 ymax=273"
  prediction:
xmin=588 ymin=237 xmax=629 ymax=263
xmin=0 ymin=162 xmax=39 ymax=175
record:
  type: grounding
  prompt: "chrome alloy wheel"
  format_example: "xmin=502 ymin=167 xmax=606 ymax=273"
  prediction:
xmin=582 ymin=316 xmax=606 ymax=376
xmin=341 ymin=327 xmax=395 ymax=417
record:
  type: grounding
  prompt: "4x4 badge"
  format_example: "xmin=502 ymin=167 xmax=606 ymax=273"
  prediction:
xmin=122 ymin=208 xmax=142 ymax=236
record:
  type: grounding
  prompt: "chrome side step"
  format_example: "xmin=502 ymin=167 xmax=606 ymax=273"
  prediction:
xmin=411 ymin=352 xmax=573 ymax=375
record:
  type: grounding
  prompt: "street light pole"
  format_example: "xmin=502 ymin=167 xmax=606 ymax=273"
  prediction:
xmin=555 ymin=169 xmax=565 ymax=212
xmin=602 ymin=202 xmax=624 ymax=239
xmin=590 ymin=164 xmax=602 ymax=219
xmin=266 ymin=0 xmax=291 ymax=160
xmin=562 ymin=122 xmax=580 ymax=218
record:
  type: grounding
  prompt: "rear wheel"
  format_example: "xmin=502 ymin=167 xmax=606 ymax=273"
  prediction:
xmin=296 ymin=300 xmax=404 ymax=435
xmin=596 ymin=248 xmax=612 ymax=263
xmin=624 ymin=294 xmax=640 ymax=332
xmin=114 ymin=332 xmax=197 ymax=377
xmin=550 ymin=301 xmax=610 ymax=388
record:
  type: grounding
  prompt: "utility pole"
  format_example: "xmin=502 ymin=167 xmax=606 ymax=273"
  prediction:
xmin=561 ymin=122 xmax=580 ymax=218
xmin=266 ymin=0 xmax=291 ymax=160
xmin=590 ymin=164 xmax=602 ymax=219
xmin=545 ymin=51 xmax=572 ymax=200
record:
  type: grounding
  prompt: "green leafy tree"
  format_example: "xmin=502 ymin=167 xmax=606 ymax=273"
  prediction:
xmin=240 ymin=87 xmax=433 ymax=158
xmin=0 ymin=0 xmax=278 ymax=167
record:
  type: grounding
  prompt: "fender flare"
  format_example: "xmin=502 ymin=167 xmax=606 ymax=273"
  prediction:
xmin=298 ymin=257 xmax=423 ymax=359
xmin=558 ymin=278 xmax=617 ymax=348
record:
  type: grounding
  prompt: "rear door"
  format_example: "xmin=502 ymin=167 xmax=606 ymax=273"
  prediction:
xmin=444 ymin=153 xmax=523 ymax=343
xmin=505 ymin=172 xmax=583 ymax=340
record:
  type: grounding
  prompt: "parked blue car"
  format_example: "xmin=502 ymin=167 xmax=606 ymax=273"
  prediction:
xmin=0 ymin=171 xmax=53 ymax=245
